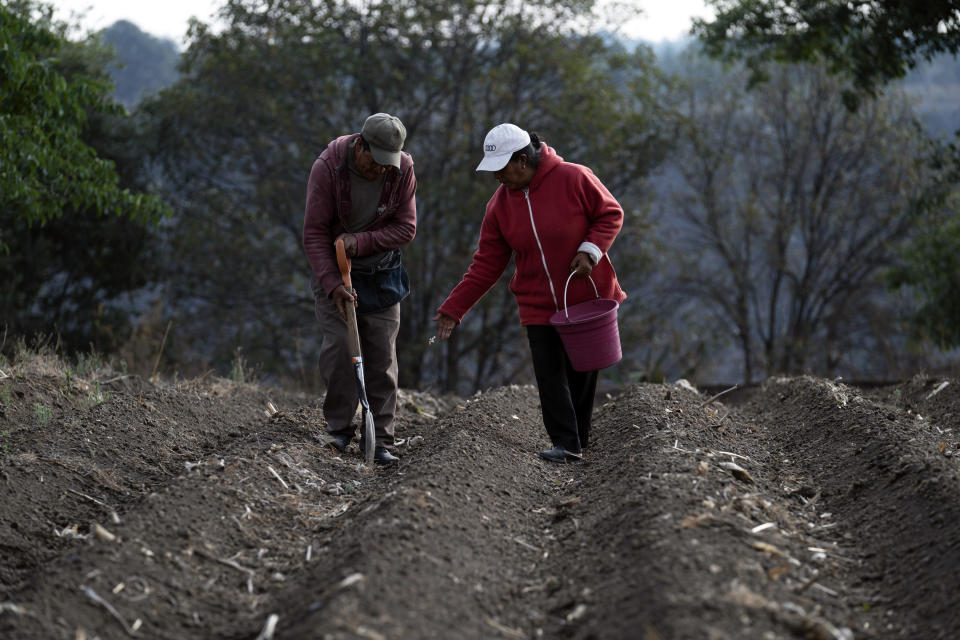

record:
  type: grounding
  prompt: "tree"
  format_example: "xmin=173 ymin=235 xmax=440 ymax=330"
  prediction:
xmin=694 ymin=1 xmax=960 ymax=359
xmin=0 ymin=1 xmax=169 ymax=354
xmin=145 ymin=0 xmax=670 ymax=392
xmin=663 ymin=54 xmax=928 ymax=382
xmin=695 ymin=0 xmax=960 ymax=106
xmin=888 ymin=139 xmax=960 ymax=349
xmin=0 ymin=1 xmax=167 ymax=233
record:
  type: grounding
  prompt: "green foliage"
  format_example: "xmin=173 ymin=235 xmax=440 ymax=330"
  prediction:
xmin=74 ymin=351 xmax=105 ymax=377
xmin=229 ymin=348 xmax=252 ymax=384
xmin=0 ymin=1 xmax=168 ymax=233
xmin=146 ymin=0 xmax=671 ymax=391
xmin=0 ymin=208 xmax=159 ymax=355
xmin=33 ymin=402 xmax=52 ymax=426
xmin=695 ymin=0 xmax=960 ymax=107
xmin=80 ymin=381 xmax=110 ymax=409
xmin=1 ymin=1 xmax=169 ymax=357
xmin=889 ymin=137 xmax=960 ymax=348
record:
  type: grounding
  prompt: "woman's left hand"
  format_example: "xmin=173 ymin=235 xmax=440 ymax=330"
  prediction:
xmin=569 ymin=252 xmax=593 ymax=277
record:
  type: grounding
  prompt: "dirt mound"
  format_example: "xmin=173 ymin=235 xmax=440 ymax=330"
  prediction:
xmin=1 ymin=372 xmax=958 ymax=638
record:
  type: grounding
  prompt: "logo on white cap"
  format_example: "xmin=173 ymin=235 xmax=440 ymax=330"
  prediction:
xmin=476 ymin=124 xmax=530 ymax=172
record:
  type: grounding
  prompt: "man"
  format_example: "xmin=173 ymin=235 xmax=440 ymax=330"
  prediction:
xmin=303 ymin=113 xmax=416 ymax=464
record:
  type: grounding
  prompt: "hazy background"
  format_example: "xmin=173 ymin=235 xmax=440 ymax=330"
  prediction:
xmin=4 ymin=0 xmax=959 ymax=394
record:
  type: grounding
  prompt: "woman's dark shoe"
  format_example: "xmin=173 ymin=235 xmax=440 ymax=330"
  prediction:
xmin=537 ymin=446 xmax=582 ymax=463
xmin=373 ymin=446 xmax=400 ymax=465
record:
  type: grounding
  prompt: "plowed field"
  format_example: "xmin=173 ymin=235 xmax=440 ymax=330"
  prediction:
xmin=1 ymin=372 xmax=958 ymax=639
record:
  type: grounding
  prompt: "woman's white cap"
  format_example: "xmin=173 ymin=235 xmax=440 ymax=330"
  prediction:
xmin=476 ymin=123 xmax=531 ymax=172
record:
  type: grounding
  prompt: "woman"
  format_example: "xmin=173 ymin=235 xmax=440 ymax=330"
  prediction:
xmin=433 ymin=123 xmax=626 ymax=463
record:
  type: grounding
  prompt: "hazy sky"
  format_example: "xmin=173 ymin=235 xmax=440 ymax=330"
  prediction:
xmin=49 ymin=0 xmax=711 ymax=47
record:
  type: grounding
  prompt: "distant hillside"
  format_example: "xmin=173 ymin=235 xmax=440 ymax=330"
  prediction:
xmin=649 ymin=38 xmax=960 ymax=137
xmin=100 ymin=20 xmax=179 ymax=107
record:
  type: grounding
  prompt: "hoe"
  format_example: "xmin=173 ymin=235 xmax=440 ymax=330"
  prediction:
xmin=335 ymin=237 xmax=376 ymax=465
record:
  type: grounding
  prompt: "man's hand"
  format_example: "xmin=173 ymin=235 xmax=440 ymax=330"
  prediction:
xmin=336 ymin=233 xmax=358 ymax=258
xmin=432 ymin=312 xmax=458 ymax=340
xmin=333 ymin=284 xmax=358 ymax=319
xmin=569 ymin=251 xmax=594 ymax=277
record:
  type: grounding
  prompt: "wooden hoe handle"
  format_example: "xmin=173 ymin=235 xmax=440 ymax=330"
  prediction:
xmin=335 ymin=237 xmax=352 ymax=289
xmin=334 ymin=238 xmax=362 ymax=358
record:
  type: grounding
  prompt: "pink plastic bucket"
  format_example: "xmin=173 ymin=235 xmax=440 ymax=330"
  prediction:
xmin=549 ymin=273 xmax=622 ymax=372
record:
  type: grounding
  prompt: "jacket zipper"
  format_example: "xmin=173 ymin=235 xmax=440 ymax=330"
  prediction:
xmin=523 ymin=188 xmax=559 ymax=312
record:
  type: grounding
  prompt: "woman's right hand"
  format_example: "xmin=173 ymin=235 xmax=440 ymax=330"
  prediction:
xmin=432 ymin=312 xmax=458 ymax=340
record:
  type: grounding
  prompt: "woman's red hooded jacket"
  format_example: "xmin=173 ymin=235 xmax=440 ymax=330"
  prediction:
xmin=438 ymin=145 xmax=626 ymax=326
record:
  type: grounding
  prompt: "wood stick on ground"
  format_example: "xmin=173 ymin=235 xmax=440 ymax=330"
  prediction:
xmin=701 ymin=385 xmax=738 ymax=408
xmin=151 ymin=320 xmax=173 ymax=380
xmin=927 ymin=381 xmax=950 ymax=399
xmin=811 ymin=582 xmax=839 ymax=597
xmin=216 ymin=556 xmax=254 ymax=576
xmin=796 ymin=573 xmax=820 ymax=594
xmin=715 ymin=450 xmax=751 ymax=461
xmin=267 ymin=466 xmax=289 ymax=489
xmin=194 ymin=550 xmax=254 ymax=576
xmin=254 ymin=614 xmax=279 ymax=640
xmin=485 ymin=617 xmax=525 ymax=639
xmin=67 ymin=488 xmax=111 ymax=510
xmin=0 ymin=602 xmax=29 ymax=616
xmin=512 ymin=537 xmax=539 ymax=552
xmin=81 ymin=586 xmax=135 ymax=636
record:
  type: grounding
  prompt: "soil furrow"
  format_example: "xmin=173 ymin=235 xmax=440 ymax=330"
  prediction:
xmin=538 ymin=383 xmax=868 ymax=639
xmin=745 ymin=376 xmax=960 ymax=639
xmin=0 ymin=376 xmax=298 ymax=596
xmin=3 ymin=374 xmax=958 ymax=638
xmin=276 ymin=385 xmax=564 ymax=639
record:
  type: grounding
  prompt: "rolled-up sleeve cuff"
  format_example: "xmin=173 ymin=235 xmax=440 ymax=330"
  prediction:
xmin=578 ymin=241 xmax=602 ymax=265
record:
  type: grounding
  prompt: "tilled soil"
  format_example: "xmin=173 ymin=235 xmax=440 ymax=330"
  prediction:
xmin=1 ymin=372 xmax=958 ymax=639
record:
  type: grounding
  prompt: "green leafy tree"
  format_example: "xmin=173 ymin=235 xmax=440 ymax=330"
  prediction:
xmin=0 ymin=1 xmax=169 ymax=354
xmin=888 ymin=139 xmax=960 ymax=348
xmin=146 ymin=0 xmax=670 ymax=392
xmin=0 ymin=1 xmax=167 ymax=232
xmin=695 ymin=0 xmax=960 ymax=106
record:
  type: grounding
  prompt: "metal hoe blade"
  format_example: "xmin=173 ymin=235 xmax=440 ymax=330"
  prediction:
xmin=353 ymin=357 xmax=376 ymax=465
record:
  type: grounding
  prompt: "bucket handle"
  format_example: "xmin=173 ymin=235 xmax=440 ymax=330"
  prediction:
xmin=561 ymin=272 xmax=599 ymax=320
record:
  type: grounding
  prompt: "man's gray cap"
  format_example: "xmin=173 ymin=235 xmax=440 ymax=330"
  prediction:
xmin=361 ymin=113 xmax=406 ymax=169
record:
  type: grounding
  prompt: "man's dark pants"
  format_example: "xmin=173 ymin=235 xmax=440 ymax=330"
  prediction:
xmin=315 ymin=295 xmax=400 ymax=447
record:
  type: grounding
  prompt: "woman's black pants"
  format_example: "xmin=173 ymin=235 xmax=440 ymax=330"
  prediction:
xmin=526 ymin=325 xmax=599 ymax=454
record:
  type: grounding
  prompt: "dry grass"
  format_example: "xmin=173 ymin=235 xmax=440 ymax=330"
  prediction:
xmin=1 ymin=337 xmax=124 ymax=409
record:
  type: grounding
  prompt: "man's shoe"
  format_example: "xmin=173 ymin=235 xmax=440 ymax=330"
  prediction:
xmin=537 ymin=446 xmax=582 ymax=463
xmin=327 ymin=433 xmax=351 ymax=453
xmin=373 ymin=446 xmax=399 ymax=465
